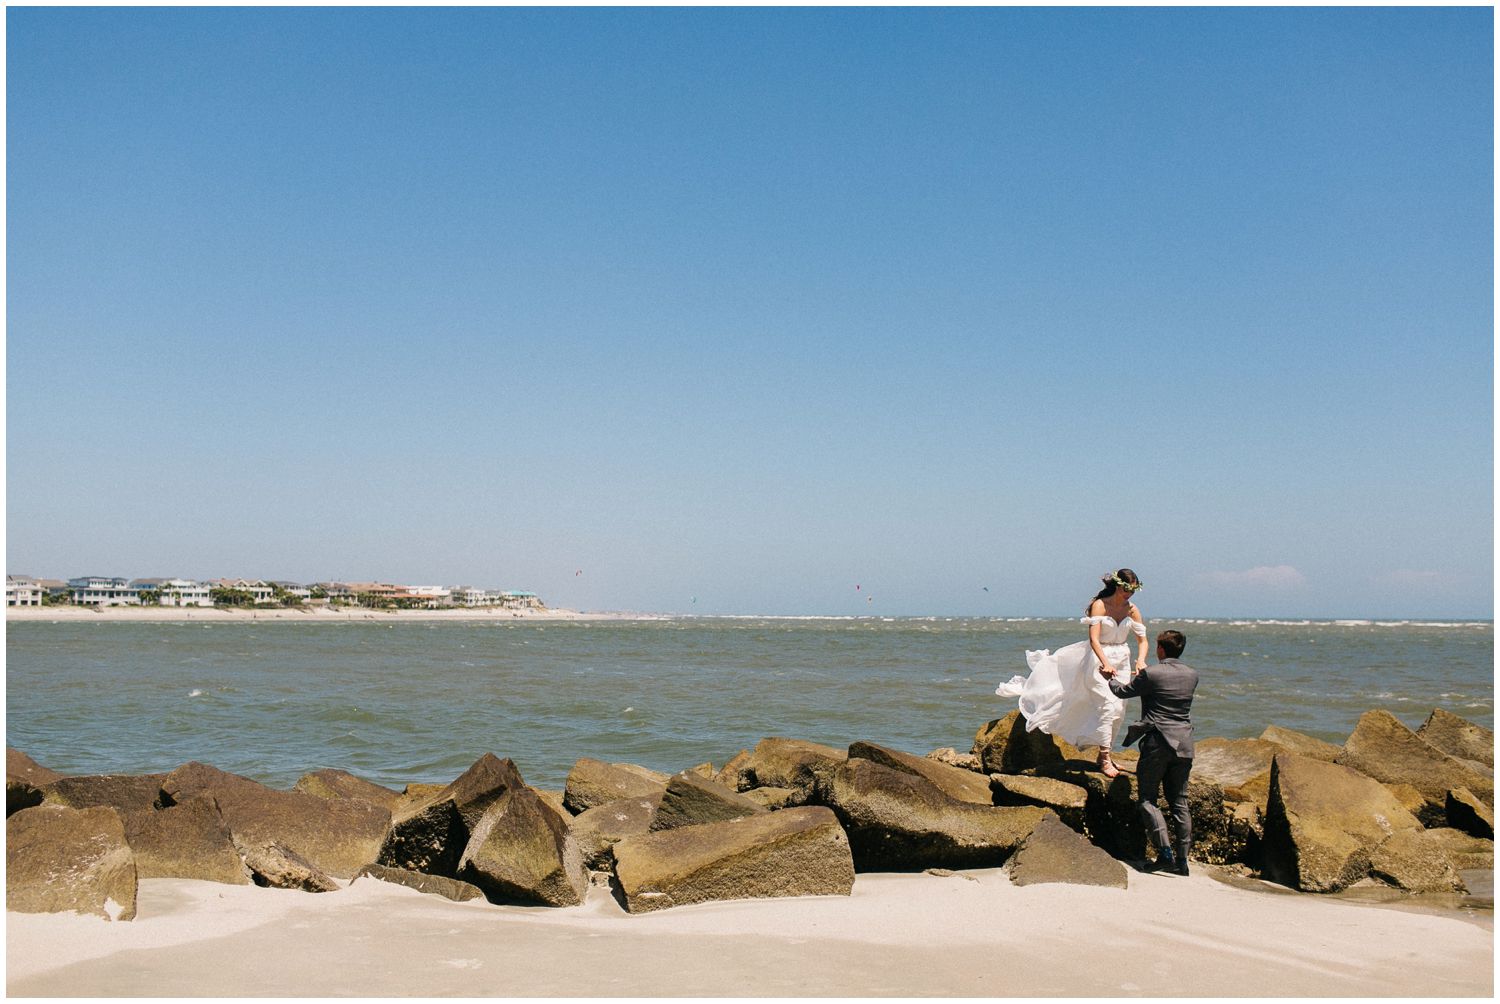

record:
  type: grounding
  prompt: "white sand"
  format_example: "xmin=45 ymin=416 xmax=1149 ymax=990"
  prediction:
xmin=5 ymin=605 xmax=652 ymax=623
xmin=7 ymin=867 xmax=1491 ymax=996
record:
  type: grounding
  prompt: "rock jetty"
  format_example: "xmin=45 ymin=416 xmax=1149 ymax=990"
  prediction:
xmin=5 ymin=706 xmax=1493 ymax=921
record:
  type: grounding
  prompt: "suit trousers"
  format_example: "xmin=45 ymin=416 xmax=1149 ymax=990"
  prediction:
xmin=1135 ymin=732 xmax=1193 ymax=857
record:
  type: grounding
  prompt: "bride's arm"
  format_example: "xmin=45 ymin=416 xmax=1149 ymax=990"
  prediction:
xmin=1131 ymin=605 xmax=1149 ymax=673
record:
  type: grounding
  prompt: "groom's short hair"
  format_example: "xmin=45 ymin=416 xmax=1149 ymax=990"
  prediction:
xmin=1157 ymin=630 xmax=1186 ymax=659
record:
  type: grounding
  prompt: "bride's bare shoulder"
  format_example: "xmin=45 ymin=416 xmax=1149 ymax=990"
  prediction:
xmin=1087 ymin=599 xmax=1107 ymax=616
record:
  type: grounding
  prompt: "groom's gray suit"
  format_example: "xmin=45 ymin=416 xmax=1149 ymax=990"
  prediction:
xmin=1108 ymin=657 xmax=1200 ymax=869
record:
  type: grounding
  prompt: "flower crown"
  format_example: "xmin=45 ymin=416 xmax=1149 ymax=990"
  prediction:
xmin=1105 ymin=574 xmax=1142 ymax=592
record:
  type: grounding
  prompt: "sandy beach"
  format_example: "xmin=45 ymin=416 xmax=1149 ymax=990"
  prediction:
xmin=4 ymin=605 xmax=647 ymax=624
xmin=6 ymin=865 xmax=1491 ymax=997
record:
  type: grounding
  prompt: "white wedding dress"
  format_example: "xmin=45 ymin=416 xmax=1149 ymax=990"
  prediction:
xmin=995 ymin=615 xmax=1147 ymax=749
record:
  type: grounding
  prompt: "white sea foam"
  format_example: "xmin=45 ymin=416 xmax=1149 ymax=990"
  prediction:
xmin=188 ymin=689 xmax=204 ymax=698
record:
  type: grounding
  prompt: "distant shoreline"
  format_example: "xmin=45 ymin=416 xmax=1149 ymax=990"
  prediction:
xmin=5 ymin=607 xmax=1490 ymax=626
xmin=3 ymin=605 xmax=652 ymax=623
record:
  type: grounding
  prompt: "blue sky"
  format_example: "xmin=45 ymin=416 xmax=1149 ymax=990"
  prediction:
xmin=6 ymin=7 xmax=1493 ymax=618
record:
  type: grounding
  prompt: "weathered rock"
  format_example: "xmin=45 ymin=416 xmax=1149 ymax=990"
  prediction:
xmin=458 ymin=778 xmax=588 ymax=907
xmin=7 ymin=748 xmax=64 ymax=817
xmin=612 ymin=806 xmax=854 ymax=913
xmin=571 ymin=795 xmax=663 ymax=869
xmin=650 ymin=771 xmax=767 ymax=832
xmin=353 ymin=863 xmax=486 ymax=902
xmin=531 ymin=788 xmax=570 ymax=819
xmin=824 ymin=757 xmax=1046 ymax=871
xmin=379 ymin=754 xmax=520 ymax=876
xmin=1367 ymin=828 xmax=1465 ymax=893
xmin=563 ymin=758 xmax=669 ymax=814
xmin=742 ymin=786 xmax=798 ymax=810
xmin=989 ymin=774 xmax=1088 ymax=831
xmin=42 ymin=774 xmax=168 ymax=814
xmin=1191 ymin=739 xmax=1282 ymax=791
xmin=732 ymin=738 xmax=847 ymax=806
xmin=163 ymin=762 xmax=388 ymax=880
xmin=240 ymin=841 xmax=339 ymax=892
xmin=684 ymin=762 xmax=717 ymax=780
xmin=1417 ymin=709 xmax=1494 ymax=769
xmin=122 ymin=796 xmax=248 ymax=884
xmin=1261 ymin=753 xmax=1424 ymax=893
xmin=972 ymin=712 xmax=1077 ymax=774
xmin=1258 ymin=725 xmax=1342 ymax=762
xmin=1007 ymin=812 xmax=1129 ymax=888
xmin=1446 ymin=787 xmax=1494 ymax=839
xmin=1336 ymin=710 xmax=1493 ymax=815
xmin=927 ymin=748 xmax=981 ymax=771
xmin=8 ymin=804 xmax=138 ymax=920
xmin=294 ymin=769 xmax=403 ymax=812
xmin=713 ymin=749 xmax=754 ymax=791
xmin=1422 ymin=827 xmax=1495 ymax=871
xmin=849 ymin=741 xmax=993 ymax=806
xmin=1382 ymin=783 xmax=1433 ymax=825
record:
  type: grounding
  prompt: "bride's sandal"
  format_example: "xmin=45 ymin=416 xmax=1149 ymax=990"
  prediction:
xmin=1097 ymin=751 xmax=1121 ymax=778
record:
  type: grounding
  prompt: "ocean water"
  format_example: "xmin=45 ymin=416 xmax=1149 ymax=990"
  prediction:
xmin=5 ymin=617 xmax=1492 ymax=791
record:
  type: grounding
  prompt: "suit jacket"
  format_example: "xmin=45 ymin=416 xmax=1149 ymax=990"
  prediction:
xmin=1107 ymin=658 xmax=1199 ymax=758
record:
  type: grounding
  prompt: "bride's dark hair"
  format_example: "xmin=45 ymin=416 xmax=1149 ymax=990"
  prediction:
xmin=1086 ymin=568 xmax=1140 ymax=613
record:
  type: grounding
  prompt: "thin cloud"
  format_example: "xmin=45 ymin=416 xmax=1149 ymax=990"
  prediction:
xmin=1197 ymin=565 xmax=1307 ymax=589
xmin=1375 ymin=569 xmax=1452 ymax=589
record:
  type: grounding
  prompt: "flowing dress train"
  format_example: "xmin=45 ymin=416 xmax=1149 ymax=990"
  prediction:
xmin=994 ymin=615 xmax=1146 ymax=749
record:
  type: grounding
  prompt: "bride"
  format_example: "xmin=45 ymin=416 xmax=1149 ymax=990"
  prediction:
xmin=995 ymin=568 xmax=1149 ymax=778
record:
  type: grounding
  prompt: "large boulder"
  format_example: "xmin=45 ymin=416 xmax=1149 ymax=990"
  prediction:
xmin=1007 ymin=812 xmax=1128 ymax=888
xmin=848 ymin=741 xmax=993 ymax=806
xmin=989 ymin=774 xmax=1088 ymax=832
xmin=1417 ymin=709 xmax=1494 ymax=770
xmin=240 ymin=841 xmax=339 ymax=892
xmin=294 ymin=769 xmax=403 ymax=812
xmin=972 ymin=712 xmax=1076 ymax=774
xmin=379 ymin=754 xmax=520 ymax=876
xmin=7 ymin=748 xmax=64 ymax=816
xmin=162 ymin=762 xmax=388 ymax=880
xmin=612 ymin=806 xmax=854 ymax=913
xmin=824 ymin=757 xmax=1046 ymax=871
xmin=649 ymin=771 xmax=767 ymax=832
xmin=457 ymin=778 xmax=588 ymax=907
xmin=713 ymin=749 xmax=754 ymax=790
xmin=1261 ymin=753 xmax=1424 ymax=893
xmin=563 ymin=759 xmax=669 ymax=814
xmin=570 ymin=795 xmax=662 ymax=869
xmin=1335 ymin=710 xmax=1493 ymax=817
xmin=42 ymin=774 xmax=167 ymax=814
xmin=1422 ymin=828 xmax=1495 ymax=871
xmin=927 ymin=747 xmax=982 ymax=771
xmin=352 ymin=863 xmax=486 ymax=902
xmin=1258 ymin=726 xmax=1342 ymax=762
xmin=1191 ymin=739 xmax=1282 ymax=791
xmin=1366 ymin=828 xmax=1465 ymax=893
xmin=728 ymin=738 xmax=847 ymax=806
xmin=122 ymin=796 xmax=248 ymax=884
xmin=8 ymin=804 xmax=138 ymax=920
xmin=742 ymin=786 xmax=798 ymax=809
xmin=1446 ymin=788 xmax=1493 ymax=839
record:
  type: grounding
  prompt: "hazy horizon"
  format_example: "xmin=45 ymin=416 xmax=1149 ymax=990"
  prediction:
xmin=7 ymin=8 xmax=1493 ymax=621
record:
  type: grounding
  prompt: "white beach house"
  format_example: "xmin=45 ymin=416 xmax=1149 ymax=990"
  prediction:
xmin=450 ymin=586 xmax=487 ymax=607
xmin=68 ymin=576 xmax=141 ymax=606
xmin=6 ymin=576 xmax=43 ymax=606
xmin=210 ymin=579 xmax=276 ymax=604
xmin=158 ymin=579 xmax=212 ymax=607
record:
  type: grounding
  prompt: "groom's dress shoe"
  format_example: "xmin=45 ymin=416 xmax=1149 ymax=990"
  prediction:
xmin=1144 ymin=855 xmax=1180 ymax=875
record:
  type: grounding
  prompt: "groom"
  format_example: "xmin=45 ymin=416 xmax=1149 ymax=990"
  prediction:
xmin=1106 ymin=629 xmax=1199 ymax=876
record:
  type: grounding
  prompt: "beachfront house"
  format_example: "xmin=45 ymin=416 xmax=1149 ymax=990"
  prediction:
xmin=68 ymin=576 xmax=141 ymax=606
xmin=402 ymin=585 xmax=452 ymax=608
xmin=158 ymin=579 xmax=212 ymax=607
xmin=209 ymin=579 xmax=276 ymax=605
xmin=449 ymin=586 xmax=487 ymax=607
xmin=268 ymin=581 xmax=312 ymax=603
xmin=6 ymin=576 xmax=43 ymax=606
xmin=499 ymin=591 xmax=542 ymax=609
